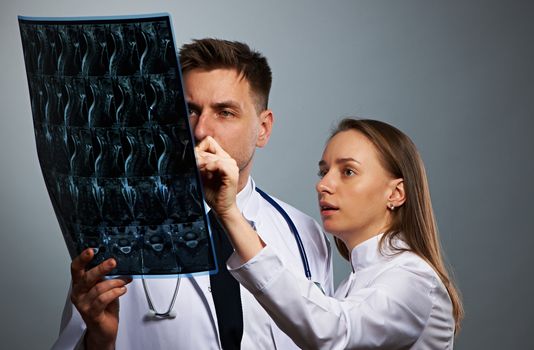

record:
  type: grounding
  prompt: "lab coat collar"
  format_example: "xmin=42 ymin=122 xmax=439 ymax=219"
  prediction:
xmin=236 ymin=176 xmax=260 ymax=227
xmin=350 ymin=233 xmax=406 ymax=272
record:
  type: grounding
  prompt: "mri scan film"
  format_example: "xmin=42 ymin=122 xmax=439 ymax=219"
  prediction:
xmin=19 ymin=14 xmax=216 ymax=276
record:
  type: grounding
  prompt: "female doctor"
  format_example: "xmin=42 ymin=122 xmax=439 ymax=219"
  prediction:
xmin=196 ymin=118 xmax=463 ymax=349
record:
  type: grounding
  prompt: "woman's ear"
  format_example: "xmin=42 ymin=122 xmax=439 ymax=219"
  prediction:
xmin=388 ymin=179 xmax=406 ymax=209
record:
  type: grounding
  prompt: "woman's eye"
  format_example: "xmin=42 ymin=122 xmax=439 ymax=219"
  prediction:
xmin=317 ymin=169 xmax=327 ymax=178
xmin=344 ymin=168 xmax=355 ymax=176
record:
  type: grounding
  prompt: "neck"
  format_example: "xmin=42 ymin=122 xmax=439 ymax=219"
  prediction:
xmin=237 ymin=172 xmax=250 ymax=193
xmin=343 ymin=216 xmax=391 ymax=253
xmin=237 ymin=160 xmax=253 ymax=193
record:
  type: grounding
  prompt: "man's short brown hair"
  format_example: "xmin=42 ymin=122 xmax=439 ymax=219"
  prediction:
xmin=179 ymin=38 xmax=272 ymax=111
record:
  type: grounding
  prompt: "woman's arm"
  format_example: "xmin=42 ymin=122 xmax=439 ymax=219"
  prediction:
xmin=229 ymin=248 xmax=436 ymax=349
xmin=195 ymin=136 xmax=435 ymax=349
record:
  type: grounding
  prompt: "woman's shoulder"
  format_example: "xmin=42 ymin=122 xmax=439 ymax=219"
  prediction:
xmin=367 ymin=246 xmax=451 ymax=314
xmin=379 ymin=235 xmax=441 ymax=280
xmin=376 ymin=240 xmax=442 ymax=290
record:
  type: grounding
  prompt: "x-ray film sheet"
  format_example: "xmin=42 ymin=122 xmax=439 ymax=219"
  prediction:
xmin=18 ymin=14 xmax=217 ymax=276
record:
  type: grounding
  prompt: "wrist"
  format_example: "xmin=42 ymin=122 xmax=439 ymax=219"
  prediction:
xmin=85 ymin=330 xmax=115 ymax=350
xmin=217 ymin=204 xmax=241 ymax=224
xmin=216 ymin=205 xmax=265 ymax=263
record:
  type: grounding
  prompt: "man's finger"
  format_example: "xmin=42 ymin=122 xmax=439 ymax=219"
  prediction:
xmin=196 ymin=136 xmax=230 ymax=158
xmin=71 ymin=249 xmax=94 ymax=283
xmin=195 ymin=136 xmax=216 ymax=153
xmin=202 ymin=157 xmax=238 ymax=176
xmin=196 ymin=150 xmax=222 ymax=169
xmin=85 ymin=278 xmax=131 ymax=304
xmin=82 ymin=258 xmax=118 ymax=288
xmin=87 ymin=285 xmax=128 ymax=317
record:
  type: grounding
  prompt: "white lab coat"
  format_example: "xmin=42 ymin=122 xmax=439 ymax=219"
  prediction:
xmin=229 ymin=234 xmax=455 ymax=350
xmin=52 ymin=177 xmax=333 ymax=349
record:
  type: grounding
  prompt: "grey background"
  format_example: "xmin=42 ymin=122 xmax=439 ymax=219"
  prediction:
xmin=1 ymin=0 xmax=532 ymax=349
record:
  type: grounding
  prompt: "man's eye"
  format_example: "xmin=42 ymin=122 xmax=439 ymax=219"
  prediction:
xmin=219 ymin=110 xmax=234 ymax=118
xmin=188 ymin=108 xmax=198 ymax=118
xmin=317 ymin=169 xmax=327 ymax=178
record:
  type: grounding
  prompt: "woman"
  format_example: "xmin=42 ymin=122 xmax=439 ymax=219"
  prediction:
xmin=196 ymin=118 xmax=463 ymax=349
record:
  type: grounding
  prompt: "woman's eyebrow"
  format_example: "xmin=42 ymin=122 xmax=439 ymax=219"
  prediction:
xmin=336 ymin=157 xmax=361 ymax=165
xmin=318 ymin=158 xmax=361 ymax=167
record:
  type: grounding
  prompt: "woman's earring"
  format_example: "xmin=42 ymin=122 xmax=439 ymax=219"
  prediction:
xmin=389 ymin=203 xmax=395 ymax=211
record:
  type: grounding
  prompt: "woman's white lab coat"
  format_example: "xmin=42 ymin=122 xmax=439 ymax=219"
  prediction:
xmin=229 ymin=234 xmax=455 ymax=350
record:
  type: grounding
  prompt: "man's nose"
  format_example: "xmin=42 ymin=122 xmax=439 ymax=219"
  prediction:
xmin=192 ymin=114 xmax=211 ymax=143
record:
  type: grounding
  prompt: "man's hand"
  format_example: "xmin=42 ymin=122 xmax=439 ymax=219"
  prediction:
xmin=195 ymin=136 xmax=265 ymax=262
xmin=70 ymin=249 xmax=131 ymax=350
xmin=195 ymin=136 xmax=240 ymax=219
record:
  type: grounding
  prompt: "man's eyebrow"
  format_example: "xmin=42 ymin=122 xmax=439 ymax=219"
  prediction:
xmin=212 ymin=100 xmax=241 ymax=110
xmin=186 ymin=101 xmax=200 ymax=110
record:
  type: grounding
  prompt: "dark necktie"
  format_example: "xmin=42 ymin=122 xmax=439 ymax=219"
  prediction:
xmin=208 ymin=210 xmax=243 ymax=349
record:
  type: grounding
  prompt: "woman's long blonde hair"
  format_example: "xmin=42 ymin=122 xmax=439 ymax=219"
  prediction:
xmin=331 ymin=118 xmax=463 ymax=333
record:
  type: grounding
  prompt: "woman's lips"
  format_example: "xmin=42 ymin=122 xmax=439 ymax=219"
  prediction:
xmin=319 ymin=200 xmax=339 ymax=216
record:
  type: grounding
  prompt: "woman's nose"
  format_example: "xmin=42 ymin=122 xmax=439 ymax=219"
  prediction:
xmin=316 ymin=174 xmax=334 ymax=194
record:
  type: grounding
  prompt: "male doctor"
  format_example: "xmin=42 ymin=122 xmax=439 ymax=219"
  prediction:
xmin=52 ymin=38 xmax=333 ymax=349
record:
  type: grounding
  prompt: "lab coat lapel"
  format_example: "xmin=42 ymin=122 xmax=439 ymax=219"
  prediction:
xmin=189 ymin=275 xmax=222 ymax=347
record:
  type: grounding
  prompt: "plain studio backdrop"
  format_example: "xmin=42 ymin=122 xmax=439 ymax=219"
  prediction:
xmin=1 ymin=1 xmax=532 ymax=349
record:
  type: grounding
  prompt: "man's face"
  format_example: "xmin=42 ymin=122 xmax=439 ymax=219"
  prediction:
xmin=184 ymin=68 xmax=272 ymax=190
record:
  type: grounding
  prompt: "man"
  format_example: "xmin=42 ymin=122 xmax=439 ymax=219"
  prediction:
xmin=52 ymin=38 xmax=333 ymax=349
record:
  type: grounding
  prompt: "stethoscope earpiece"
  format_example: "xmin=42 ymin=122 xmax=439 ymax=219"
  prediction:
xmin=143 ymin=278 xmax=181 ymax=321
xmin=145 ymin=309 xmax=177 ymax=319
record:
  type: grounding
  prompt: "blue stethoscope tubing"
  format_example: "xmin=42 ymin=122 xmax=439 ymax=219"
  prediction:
xmin=255 ymin=187 xmax=312 ymax=281
xmin=143 ymin=187 xmax=312 ymax=318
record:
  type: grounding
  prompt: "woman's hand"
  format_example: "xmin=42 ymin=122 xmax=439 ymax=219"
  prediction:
xmin=195 ymin=136 xmax=240 ymax=219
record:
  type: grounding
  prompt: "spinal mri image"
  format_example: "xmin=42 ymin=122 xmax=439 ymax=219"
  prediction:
xmin=19 ymin=15 xmax=216 ymax=276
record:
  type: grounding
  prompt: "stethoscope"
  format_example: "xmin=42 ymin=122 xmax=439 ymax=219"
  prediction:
xmin=143 ymin=187 xmax=311 ymax=319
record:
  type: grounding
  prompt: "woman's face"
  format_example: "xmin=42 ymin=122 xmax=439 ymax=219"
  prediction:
xmin=316 ymin=130 xmax=398 ymax=249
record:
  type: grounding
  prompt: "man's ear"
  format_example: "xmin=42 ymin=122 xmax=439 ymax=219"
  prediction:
xmin=388 ymin=179 xmax=406 ymax=208
xmin=256 ymin=109 xmax=273 ymax=148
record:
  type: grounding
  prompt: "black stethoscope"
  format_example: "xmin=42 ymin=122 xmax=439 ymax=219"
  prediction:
xmin=143 ymin=187 xmax=312 ymax=319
